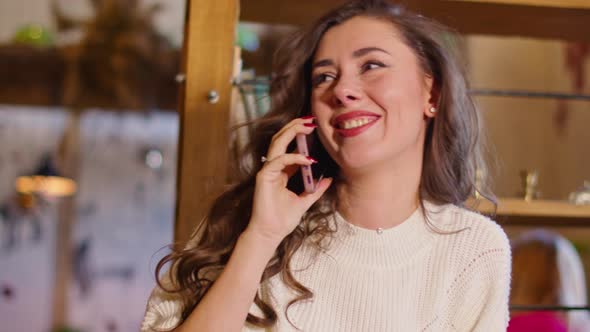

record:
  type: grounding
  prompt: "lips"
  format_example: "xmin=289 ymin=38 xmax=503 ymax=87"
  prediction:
xmin=332 ymin=111 xmax=381 ymax=138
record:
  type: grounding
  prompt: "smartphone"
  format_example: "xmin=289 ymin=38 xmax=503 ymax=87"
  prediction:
xmin=296 ymin=133 xmax=319 ymax=193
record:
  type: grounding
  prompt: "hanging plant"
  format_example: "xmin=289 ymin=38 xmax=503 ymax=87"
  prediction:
xmin=52 ymin=0 xmax=177 ymax=110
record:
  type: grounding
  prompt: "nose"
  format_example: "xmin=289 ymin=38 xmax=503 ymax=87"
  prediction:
xmin=332 ymin=77 xmax=362 ymax=107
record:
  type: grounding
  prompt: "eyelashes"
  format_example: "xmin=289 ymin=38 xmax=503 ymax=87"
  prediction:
xmin=312 ymin=60 xmax=388 ymax=87
xmin=361 ymin=60 xmax=386 ymax=72
xmin=311 ymin=73 xmax=336 ymax=86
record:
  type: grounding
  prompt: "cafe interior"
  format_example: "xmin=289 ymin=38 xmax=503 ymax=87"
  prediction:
xmin=0 ymin=0 xmax=589 ymax=331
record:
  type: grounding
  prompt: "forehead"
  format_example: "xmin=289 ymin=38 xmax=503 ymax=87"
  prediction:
xmin=314 ymin=16 xmax=404 ymax=58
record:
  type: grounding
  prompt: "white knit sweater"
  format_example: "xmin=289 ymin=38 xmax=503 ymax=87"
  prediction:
xmin=142 ymin=201 xmax=512 ymax=331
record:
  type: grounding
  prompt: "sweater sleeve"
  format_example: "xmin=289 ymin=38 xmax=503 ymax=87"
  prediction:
xmin=141 ymin=226 xmax=269 ymax=332
xmin=141 ymin=268 xmax=184 ymax=332
xmin=141 ymin=225 xmax=204 ymax=332
xmin=446 ymin=222 xmax=512 ymax=332
xmin=141 ymin=276 xmax=270 ymax=332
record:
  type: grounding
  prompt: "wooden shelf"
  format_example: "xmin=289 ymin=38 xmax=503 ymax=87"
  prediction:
xmin=241 ymin=0 xmax=590 ymax=42
xmin=471 ymin=198 xmax=590 ymax=218
xmin=0 ymin=45 xmax=180 ymax=111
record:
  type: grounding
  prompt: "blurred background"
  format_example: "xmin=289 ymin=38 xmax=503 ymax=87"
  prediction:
xmin=0 ymin=0 xmax=589 ymax=331
xmin=0 ymin=1 xmax=184 ymax=331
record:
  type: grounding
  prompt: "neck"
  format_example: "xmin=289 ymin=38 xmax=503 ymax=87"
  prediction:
xmin=336 ymin=153 xmax=422 ymax=231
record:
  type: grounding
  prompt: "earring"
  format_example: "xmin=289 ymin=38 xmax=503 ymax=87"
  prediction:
xmin=429 ymin=107 xmax=437 ymax=113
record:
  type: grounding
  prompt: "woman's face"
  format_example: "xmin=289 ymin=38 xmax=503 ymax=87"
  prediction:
xmin=311 ymin=16 xmax=435 ymax=173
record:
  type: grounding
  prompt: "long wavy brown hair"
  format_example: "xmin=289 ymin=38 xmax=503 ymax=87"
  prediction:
xmin=155 ymin=0 xmax=494 ymax=329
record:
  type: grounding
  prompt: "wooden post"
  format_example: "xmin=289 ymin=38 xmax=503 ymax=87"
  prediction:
xmin=50 ymin=39 xmax=83 ymax=329
xmin=175 ymin=0 xmax=239 ymax=243
xmin=50 ymin=111 xmax=81 ymax=329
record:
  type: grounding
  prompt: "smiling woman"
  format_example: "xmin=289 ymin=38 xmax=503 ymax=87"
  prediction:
xmin=142 ymin=1 xmax=511 ymax=331
xmin=311 ymin=16 xmax=437 ymax=175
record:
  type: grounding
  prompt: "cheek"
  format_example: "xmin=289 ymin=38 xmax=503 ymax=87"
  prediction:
xmin=367 ymin=77 xmax=405 ymax=119
xmin=369 ymin=76 xmax=427 ymax=140
xmin=366 ymin=73 xmax=404 ymax=107
xmin=311 ymin=93 xmax=333 ymax=125
xmin=311 ymin=106 xmax=330 ymax=130
xmin=370 ymin=73 xmax=426 ymax=117
xmin=311 ymin=90 xmax=328 ymax=113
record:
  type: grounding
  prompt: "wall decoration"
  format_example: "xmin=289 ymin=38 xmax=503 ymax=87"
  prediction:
xmin=0 ymin=106 xmax=178 ymax=332
xmin=555 ymin=42 xmax=590 ymax=135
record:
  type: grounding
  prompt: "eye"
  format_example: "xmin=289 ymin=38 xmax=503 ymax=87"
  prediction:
xmin=361 ymin=61 xmax=386 ymax=73
xmin=312 ymin=73 xmax=336 ymax=87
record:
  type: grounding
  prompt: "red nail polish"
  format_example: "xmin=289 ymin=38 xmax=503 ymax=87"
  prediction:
xmin=304 ymin=123 xmax=318 ymax=128
xmin=306 ymin=156 xmax=318 ymax=163
xmin=301 ymin=115 xmax=315 ymax=119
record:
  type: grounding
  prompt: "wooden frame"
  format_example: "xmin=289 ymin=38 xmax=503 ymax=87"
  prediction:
xmin=174 ymin=0 xmax=239 ymax=243
xmin=175 ymin=0 xmax=590 ymax=241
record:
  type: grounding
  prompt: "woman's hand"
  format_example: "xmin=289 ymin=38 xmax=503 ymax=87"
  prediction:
xmin=245 ymin=116 xmax=333 ymax=246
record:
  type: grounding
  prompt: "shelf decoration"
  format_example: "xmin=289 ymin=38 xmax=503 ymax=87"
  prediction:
xmin=555 ymin=42 xmax=589 ymax=135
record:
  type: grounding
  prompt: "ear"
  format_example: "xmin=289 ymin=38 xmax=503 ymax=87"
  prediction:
xmin=423 ymin=76 xmax=439 ymax=119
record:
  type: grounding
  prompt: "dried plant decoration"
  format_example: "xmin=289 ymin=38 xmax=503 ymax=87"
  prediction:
xmin=555 ymin=42 xmax=589 ymax=135
xmin=52 ymin=0 xmax=177 ymax=110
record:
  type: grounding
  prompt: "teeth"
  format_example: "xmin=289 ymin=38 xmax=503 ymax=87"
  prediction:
xmin=340 ymin=117 xmax=373 ymax=129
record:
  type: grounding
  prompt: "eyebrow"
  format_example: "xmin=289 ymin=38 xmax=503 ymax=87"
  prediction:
xmin=312 ymin=47 xmax=390 ymax=69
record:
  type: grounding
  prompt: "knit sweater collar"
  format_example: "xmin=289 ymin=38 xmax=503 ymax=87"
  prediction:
xmin=326 ymin=200 xmax=442 ymax=268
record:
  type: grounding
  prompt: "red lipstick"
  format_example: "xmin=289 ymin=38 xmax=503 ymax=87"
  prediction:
xmin=333 ymin=111 xmax=381 ymax=138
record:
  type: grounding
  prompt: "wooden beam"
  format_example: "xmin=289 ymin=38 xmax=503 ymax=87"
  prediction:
xmin=415 ymin=0 xmax=590 ymax=42
xmin=457 ymin=0 xmax=590 ymax=9
xmin=174 ymin=0 xmax=239 ymax=243
xmin=240 ymin=0 xmax=337 ymax=27
xmin=240 ymin=0 xmax=590 ymax=42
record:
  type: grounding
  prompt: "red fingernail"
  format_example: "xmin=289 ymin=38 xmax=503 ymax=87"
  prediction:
xmin=304 ymin=123 xmax=318 ymax=128
xmin=306 ymin=156 xmax=318 ymax=163
xmin=301 ymin=115 xmax=315 ymax=119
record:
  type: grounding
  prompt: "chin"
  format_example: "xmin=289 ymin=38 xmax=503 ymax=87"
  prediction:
xmin=336 ymin=152 xmax=379 ymax=173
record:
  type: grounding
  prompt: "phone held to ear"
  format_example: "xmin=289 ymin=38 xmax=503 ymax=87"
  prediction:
xmin=296 ymin=133 xmax=321 ymax=193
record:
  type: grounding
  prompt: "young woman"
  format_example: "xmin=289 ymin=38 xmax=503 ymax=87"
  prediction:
xmin=142 ymin=1 xmax=511 ymax=331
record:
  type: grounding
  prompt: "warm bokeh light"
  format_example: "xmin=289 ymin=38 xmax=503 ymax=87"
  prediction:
xmin=15 ymin=175 xmax=77 ymax=197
